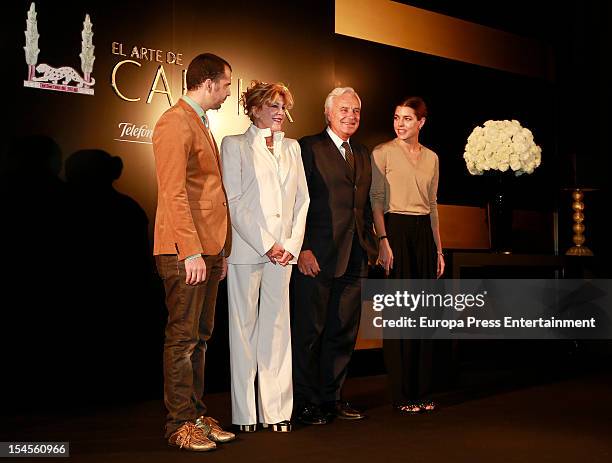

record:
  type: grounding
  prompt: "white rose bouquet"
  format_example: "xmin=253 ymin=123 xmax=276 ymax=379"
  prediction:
xmin=463 ymin=120 xmax=542 ymax=176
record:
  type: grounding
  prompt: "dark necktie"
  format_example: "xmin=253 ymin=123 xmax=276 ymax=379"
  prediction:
xmin=341 ymin=141 xmax=355 ymax=177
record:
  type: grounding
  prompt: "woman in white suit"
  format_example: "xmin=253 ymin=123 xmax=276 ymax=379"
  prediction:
xmin=221 ymin=81 xmax=309 ymax=433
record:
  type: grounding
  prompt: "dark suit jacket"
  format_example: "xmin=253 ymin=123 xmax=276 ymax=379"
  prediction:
xmin=299 ymin=129 xmax=377 ymax=277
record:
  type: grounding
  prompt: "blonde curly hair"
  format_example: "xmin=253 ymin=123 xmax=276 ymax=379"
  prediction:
xmin=241 ymin=80 xmax=294 ymax=122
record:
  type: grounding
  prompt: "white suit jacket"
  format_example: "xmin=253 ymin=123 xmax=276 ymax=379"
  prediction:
xmin=221 ymin=124 xmax=310 ymax=264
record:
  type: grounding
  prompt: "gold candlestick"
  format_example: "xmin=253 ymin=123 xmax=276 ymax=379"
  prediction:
xmin=565 ymin=188 xmax=593 ymax=256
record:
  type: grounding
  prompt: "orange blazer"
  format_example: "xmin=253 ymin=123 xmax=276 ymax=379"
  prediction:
xmin=152 ymin=99 xmax=231 ymax=260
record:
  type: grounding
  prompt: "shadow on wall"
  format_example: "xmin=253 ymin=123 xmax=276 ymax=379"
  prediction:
xmin=0 ymin=139 xmax=165 ymax=413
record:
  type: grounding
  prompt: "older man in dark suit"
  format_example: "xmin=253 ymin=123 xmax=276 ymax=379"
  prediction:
xmin=291 ymin=87 xmax=378 ymax=425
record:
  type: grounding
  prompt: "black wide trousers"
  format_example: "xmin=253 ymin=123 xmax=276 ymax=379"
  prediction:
xmin=384 ymin=213 xmax=437 ymax=404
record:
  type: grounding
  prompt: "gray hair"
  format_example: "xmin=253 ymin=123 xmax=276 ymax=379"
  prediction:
xmin=324 ymin=87 xmax=361 ymax=122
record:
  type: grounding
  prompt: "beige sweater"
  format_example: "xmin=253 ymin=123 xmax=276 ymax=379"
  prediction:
xmin=370 ymin=138 xmax=440 ymax=246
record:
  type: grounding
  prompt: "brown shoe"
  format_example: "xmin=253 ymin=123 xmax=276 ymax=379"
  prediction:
xmin=196 ymin=416 xmax=236 ymax=443
xmin=168 ymin=422 xmax=216 ymax=451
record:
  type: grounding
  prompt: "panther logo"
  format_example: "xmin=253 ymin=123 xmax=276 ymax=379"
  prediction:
xmin=23 ymin=3 xmax=95 ymax=95
xmin=33 ymin=63 xmax=95 ymax=87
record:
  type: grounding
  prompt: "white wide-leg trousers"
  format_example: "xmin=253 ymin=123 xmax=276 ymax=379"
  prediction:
xmin=227 ymin=262 xmax=293 ymax=425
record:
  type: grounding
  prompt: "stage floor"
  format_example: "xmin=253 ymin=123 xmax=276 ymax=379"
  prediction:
xmin=3 ymin=372 xmax=612 ymax=462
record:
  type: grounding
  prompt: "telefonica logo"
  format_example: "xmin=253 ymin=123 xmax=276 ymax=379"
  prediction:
xmin=114 ymin=122 xmax=153 ymax=145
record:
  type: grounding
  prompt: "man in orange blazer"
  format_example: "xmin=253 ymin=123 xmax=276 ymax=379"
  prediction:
xmin=153 ymin=53 xmax=234 ymax=451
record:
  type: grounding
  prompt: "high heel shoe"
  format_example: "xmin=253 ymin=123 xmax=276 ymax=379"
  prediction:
xmin=265 ymin=421 xmax=292 ymax=432
xmin=394 ymin=402 xmax=422 ymax=414
xmin=235 ymin=424 xmax=257 ymax=432
xmin=419 ymin=400 xmax=437 ymax=412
